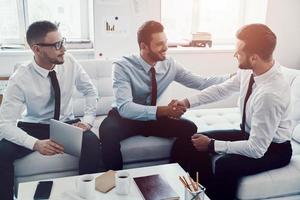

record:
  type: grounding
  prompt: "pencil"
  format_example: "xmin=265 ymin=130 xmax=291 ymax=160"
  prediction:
xmin=179 ymin=176 xmax=187 ymax=187
xmin=188 ymin=174 xmax=197 ymax=191
xmin=182 ymin=176 xmax=192 ymax=191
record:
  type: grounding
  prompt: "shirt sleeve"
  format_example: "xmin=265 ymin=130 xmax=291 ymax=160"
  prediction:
xmin=187 ymin=72 xmax=240 ymax=108
xmin=73 ymin=58 xmax=98 ymax=126
xmin=174 ymin=59 xmax=230 ymax=90
xmin=0 ymin=78 xmax=38 ymax=150
xmin=214 ymin=93 xmax=287 ymax=158
xmin=113 ymin=63 xmax=157 ymax=121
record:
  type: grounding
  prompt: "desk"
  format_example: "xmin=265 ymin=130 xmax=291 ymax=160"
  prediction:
xmin=0 ymin=76 xmax=9 ymax=105
xmin=18 ymin=163 xmax=210 ymax=200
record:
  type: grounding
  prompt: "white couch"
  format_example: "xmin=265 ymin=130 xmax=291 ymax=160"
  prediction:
xmin=13 ymin=59 xmax=300 ymax=199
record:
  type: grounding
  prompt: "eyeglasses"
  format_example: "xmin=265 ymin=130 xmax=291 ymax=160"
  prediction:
xmin=35 ymin=37 xmax=66 ymax=50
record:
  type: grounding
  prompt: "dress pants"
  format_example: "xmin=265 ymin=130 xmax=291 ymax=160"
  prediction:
xmin=99 ymin=108 xmax=198 ymax=170
xmin=172 ymin=130 xmax=292 ymax=200
xmin=0 ymin=121 xmax=102 ymax=200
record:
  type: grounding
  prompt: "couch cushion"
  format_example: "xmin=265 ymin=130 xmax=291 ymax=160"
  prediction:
xmin=293 ymin=124 xmax=300 ymax=144
xmin=237 ymin=155 xmax=300 ymax=200
xmin=290 ymin=76 xmax=300 ymax=123
xmin=292 ymin=140 xmax=300 ymax=155
xmin=121 ymin=136 xmax=175 ymax=164
xmin=14 ymin=152 xmax=78 ymax=177
xmin=183 ymin=107 xmax=241 ymax=132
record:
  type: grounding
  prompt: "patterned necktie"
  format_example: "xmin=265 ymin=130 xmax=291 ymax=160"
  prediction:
xmin=241 ymin=74 xmax=255 ymax=133
xmin=49 ymin=70 xmax=61 ymax=120
xmin=150 ymin=67 xmax=157 ymax=106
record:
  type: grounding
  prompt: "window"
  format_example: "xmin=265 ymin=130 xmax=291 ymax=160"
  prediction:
xmin=0 ymin=0 xmax=91 ymax=47
xmin=161 ymin=0 xmax=268 ymax=45
xmin=0 ymin=0 xmax=23 ymax=44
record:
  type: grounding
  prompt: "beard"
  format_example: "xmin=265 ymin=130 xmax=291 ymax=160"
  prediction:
xmin=238 ymin=56 xmax=252 ymax=69
xmin=44 ymin=53 xmax=65 ymax=65
xmin=147 ymin=49 xmax=166 ymax=62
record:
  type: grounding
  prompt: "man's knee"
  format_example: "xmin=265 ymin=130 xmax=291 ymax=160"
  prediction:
xmin=99 ymin=119 xmax=121 ymax=144
xmin=180 ymin=119 xmax=197 ymax=136
xmin=0 ymin=141 xmax=18 ymax=166
xmin=214 ymin=155 xmax=236 ymax=176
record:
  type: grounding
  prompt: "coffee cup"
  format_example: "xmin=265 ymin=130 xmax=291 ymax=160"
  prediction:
xmin=115 ymin=171 xmax=131 ymax=195
xmin=75 ymin=174 xmax=95 ymax=199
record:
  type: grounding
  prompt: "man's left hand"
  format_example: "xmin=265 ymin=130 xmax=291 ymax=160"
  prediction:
xmin=191 ymin=134 xmax=211 ymax=151
xmin=73 ymin=122 xmax=91 ymax=131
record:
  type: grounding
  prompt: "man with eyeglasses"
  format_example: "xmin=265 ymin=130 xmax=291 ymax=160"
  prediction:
xmin=0 ymin=21 xmax=102 ymax=199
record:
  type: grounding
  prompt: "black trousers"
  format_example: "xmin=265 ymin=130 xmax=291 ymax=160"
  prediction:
xmin=172 ymin=130 xmax=292 ymax=200
xmin=99 ymin=108 xmax=198 ymax=170
xmin=0 ymin=121 xmax=102 ymax=200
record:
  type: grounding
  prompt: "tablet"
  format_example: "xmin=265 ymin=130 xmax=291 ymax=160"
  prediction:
xmin=50 ymin=119 xmax=83 ymax=157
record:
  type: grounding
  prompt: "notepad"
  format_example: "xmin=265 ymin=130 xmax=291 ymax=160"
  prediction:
xmin=134 ymin=174 xmax=179 ymax=200
xmin=95 ymin=170 xmax=116 ymax=193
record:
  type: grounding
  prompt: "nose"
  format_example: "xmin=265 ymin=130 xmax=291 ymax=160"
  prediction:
xmin=163 ymin=43 xmax=168 ymax=51
xmin=233 ymin=52 xmax=237 ymax=58
xmin=61 ymin=45 xmax=66 ymax=52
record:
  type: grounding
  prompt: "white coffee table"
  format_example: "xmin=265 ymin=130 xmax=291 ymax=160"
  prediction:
xmin=18 ymin=163 xmax=210 ymax=199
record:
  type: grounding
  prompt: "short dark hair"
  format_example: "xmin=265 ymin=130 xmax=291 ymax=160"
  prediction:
xmin=26 ymin=21 xmax=58 ymax=47
xmin=137 ymin=20 xmax=164 ymax=49
xmin=236 ymin=23 xmax=276 ymax=60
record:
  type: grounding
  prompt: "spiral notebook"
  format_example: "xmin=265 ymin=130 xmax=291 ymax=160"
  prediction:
xmin=134 ymin=174 xmax=179 ymax=200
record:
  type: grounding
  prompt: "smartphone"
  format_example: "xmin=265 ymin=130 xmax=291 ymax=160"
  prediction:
xmin=33 ymin=181 xmax=53 ymax=200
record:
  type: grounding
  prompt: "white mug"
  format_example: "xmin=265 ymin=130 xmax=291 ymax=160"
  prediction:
xmin=75 ymin=174 xmax=95 ymax=199
xmin=115 ymin=171 xmax=131 ymax=195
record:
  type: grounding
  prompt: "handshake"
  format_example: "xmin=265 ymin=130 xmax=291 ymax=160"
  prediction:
xmin=157 ymin=98 xmax=191 ymax=120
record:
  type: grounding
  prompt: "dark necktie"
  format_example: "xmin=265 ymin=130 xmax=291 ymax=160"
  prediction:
xmin=49 ymin=70 xmax=61 ymax=120
xmin=241 ymin=74 xmax=255 ymax=133
xmin=150 ymin=67 xmax=157 ymax=106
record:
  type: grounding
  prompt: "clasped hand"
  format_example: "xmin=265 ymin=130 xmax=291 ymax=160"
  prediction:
xmin=167 ymin=99 xmax=187 ymax=119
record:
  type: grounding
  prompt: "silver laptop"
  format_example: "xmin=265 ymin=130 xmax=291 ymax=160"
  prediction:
xmin=50 ymin=119 xmax=83 ymax=157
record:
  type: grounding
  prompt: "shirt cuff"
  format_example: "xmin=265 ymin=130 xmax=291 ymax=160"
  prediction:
xmin=82 ymin=115 xmax=96 ymax=127
xmin=187 ymin=96 xmax=200 ymax=108
xmin=147 ymin=106 xmax=158 ymax=120
xmin=214 ymin=140 xmax=228 ymax=154
xmin=24 ymin=135 xmax=38 ymax=150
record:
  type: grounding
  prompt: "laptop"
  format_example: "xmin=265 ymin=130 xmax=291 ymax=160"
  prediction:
xmin=50 ymin=119 xmax=83 ymax=157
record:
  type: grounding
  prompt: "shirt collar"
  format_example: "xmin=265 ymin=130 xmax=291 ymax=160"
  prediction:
xmin=32 ymin=57 xmax=58 ymax=78
xmin=138 ymin=55 xmax=153 ymax=73
xmin=253 ymin=61 xmax=280 ymax=85
xmin=138 ymin=55 xmax=165 ymax=74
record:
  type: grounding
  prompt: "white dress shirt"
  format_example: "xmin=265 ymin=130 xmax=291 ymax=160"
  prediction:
xmin=188 ymin=62 xmax=292 ymax=158
xmin=0 ymin=53 xmax=98 ymax=150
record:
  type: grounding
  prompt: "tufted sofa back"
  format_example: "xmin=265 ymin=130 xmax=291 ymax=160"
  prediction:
xmin=72 ymin=59 xmax=115 ymax=117
xmin=281 ymin=67 xmax=300 ymax=123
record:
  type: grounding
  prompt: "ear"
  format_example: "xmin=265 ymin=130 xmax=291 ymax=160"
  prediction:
xmin=31 ymin=45 xmax=41 ymax=55
xmin=250 ymin=54 xmax=259 ymax=63
xmin=140 ymin=42 xmax=149 ymax=51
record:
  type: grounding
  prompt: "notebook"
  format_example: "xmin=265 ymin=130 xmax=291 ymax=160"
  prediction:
xmin=134 ymin=174 xmax=179 ymax=200
xmin=95 ymin=170 xmax=116 ymax=193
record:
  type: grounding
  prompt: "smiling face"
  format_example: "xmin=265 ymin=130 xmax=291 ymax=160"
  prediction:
xmin=140 ymin=31 xmax=168 ymax=65
xmin=146 ymin=32 xmax=168 ymax=62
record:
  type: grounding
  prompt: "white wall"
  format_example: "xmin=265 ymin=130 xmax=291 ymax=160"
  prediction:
xmin=266 ymin=0 xmax=300 ymax=69
xmin=158 ymin=47 xmax=239 ymax=108
xmin=93 ymin=0 xmax=160 ymax=59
